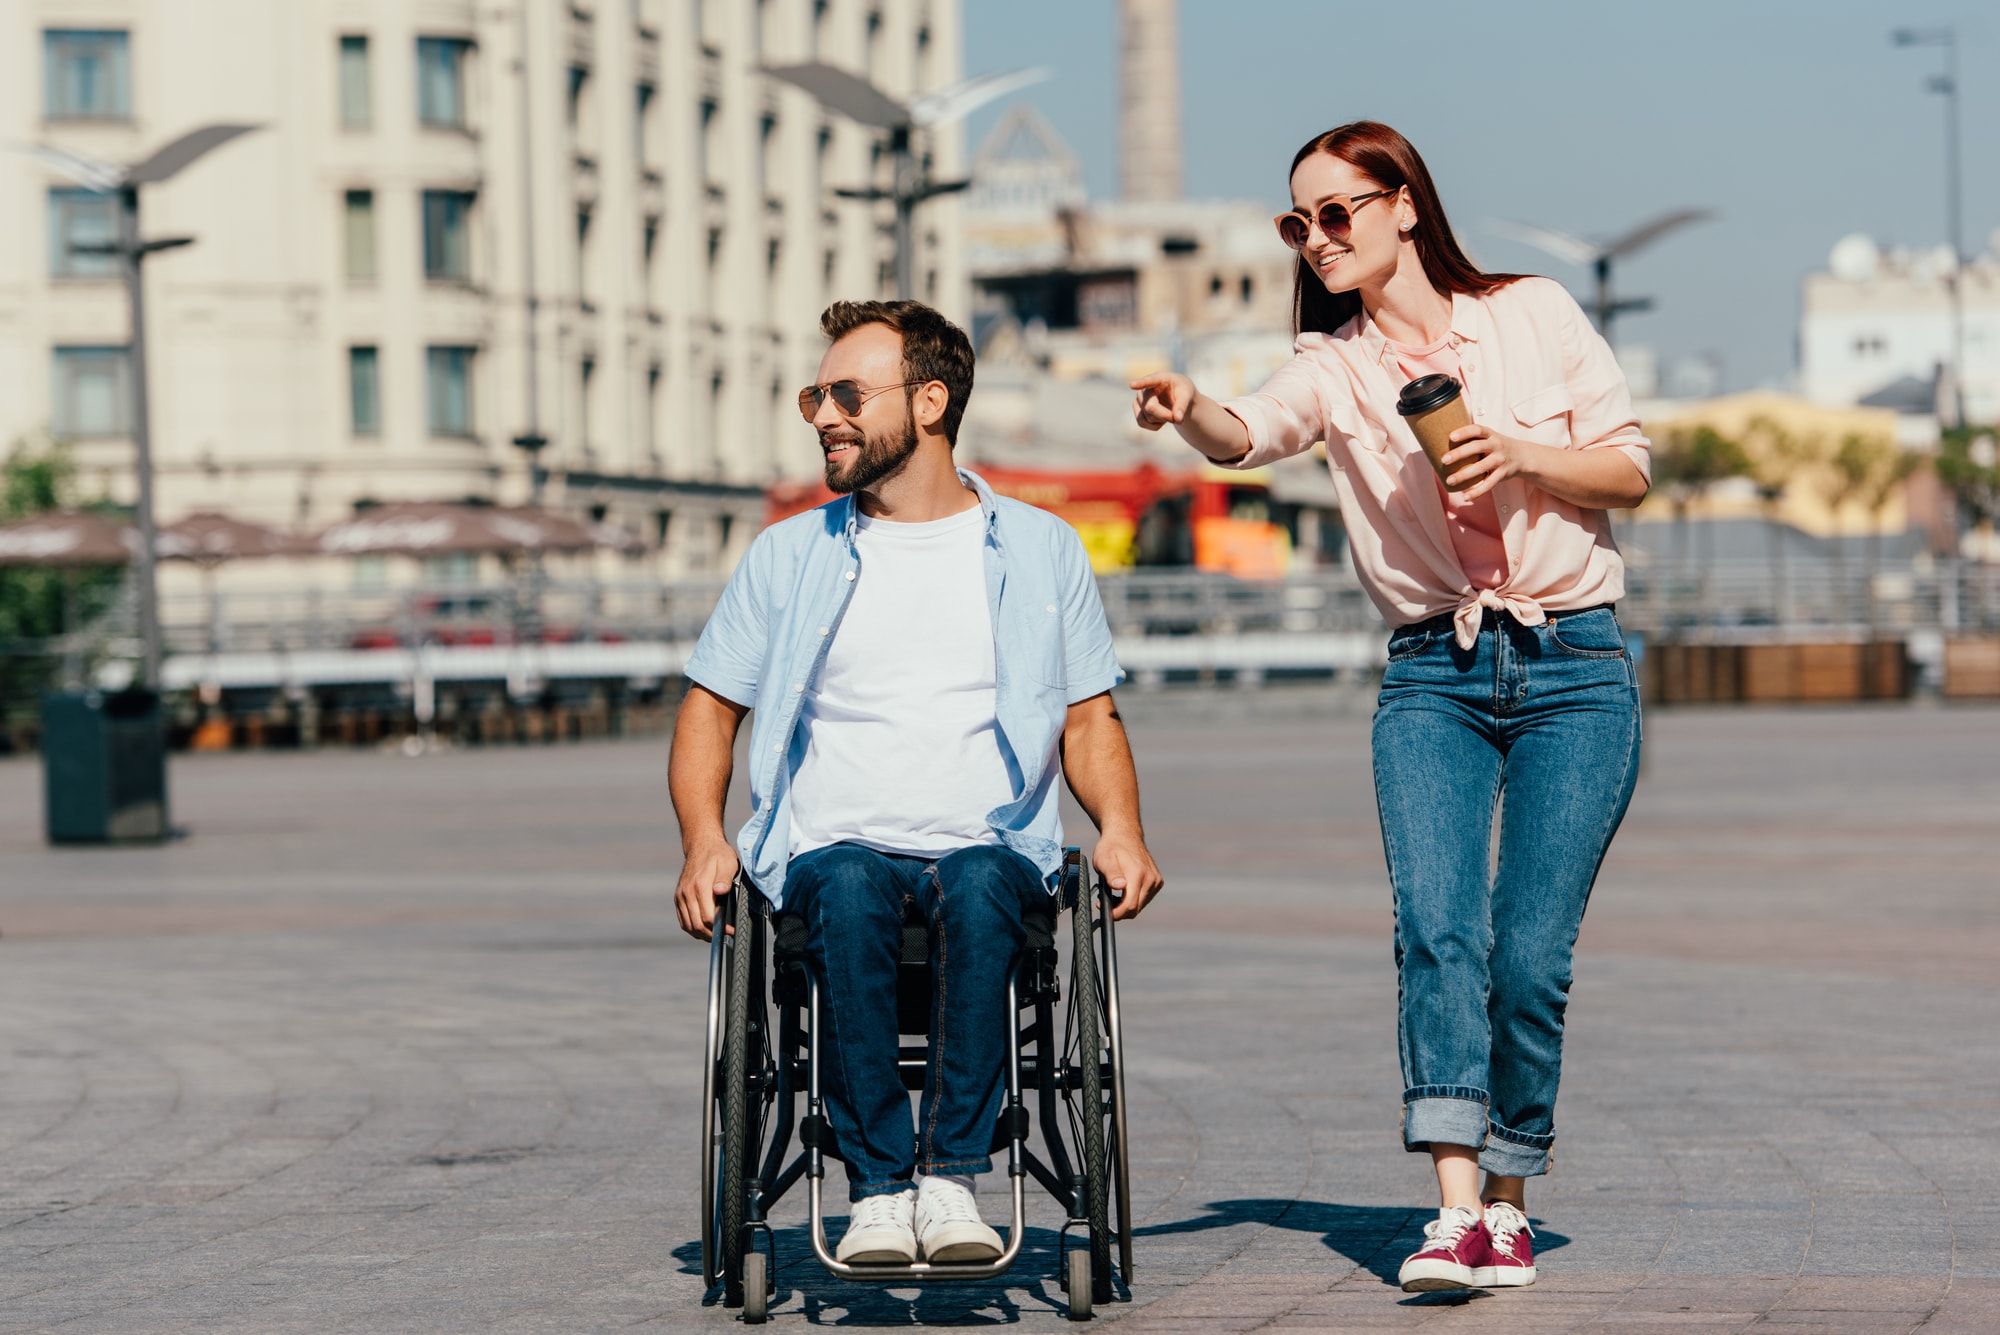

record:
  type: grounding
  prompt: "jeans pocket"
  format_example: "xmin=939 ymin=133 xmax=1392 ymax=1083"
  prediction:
xmin=1545 ymin=609 xmax=1627 ymax=659
xmin=1386 ymin=626 xmax=1436 ymax=662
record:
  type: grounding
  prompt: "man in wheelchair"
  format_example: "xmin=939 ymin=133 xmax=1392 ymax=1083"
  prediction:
xmin=672 ymin=299 xmax=1163 ymax=1268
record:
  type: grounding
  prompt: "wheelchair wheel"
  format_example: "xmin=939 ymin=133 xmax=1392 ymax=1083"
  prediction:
xmin=1067 ymin=882 xmax=1112 ymax=1303
xmin=699 ymin=895 xmax=728 ymax=1290
xmin=717 ymin=885 xmax=761 ymax=1307
xmin=1064 ymin=1246 xmax=1093 ymax=1321
xmin=1100 ymin=875 xmax=1135 ymax=1286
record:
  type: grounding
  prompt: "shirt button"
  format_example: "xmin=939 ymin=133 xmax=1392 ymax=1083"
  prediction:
xmin=843 ymin=570 xmax=855 ymax=581
xmin=818 ymin=626 xmax=829 ymax=636
xmin=793 ymin=684 xmax=803 ymax=693
xmin=1046 ymin=603 xmax=1057 ymax=613
xmin=771 ymin=744 xmax=781 ymax=753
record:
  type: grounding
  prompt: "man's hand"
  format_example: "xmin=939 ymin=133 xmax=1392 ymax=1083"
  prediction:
xmin=1092 ymin=830 xmax=1163 ymax=921
xmin=674 ymin=836 xmax=740 ymax=942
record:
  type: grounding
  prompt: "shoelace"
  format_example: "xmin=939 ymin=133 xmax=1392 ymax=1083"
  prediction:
xmin=922 ymin=1186 xmax=983 ymax=1226
xmin=1484 ymin=1203 xmax=1533 ymax=1256
xmin=1421 ymin=1207 xmax=1477 ymax=1252
xmin=851 ymin=1193 xmax=910 ymax=1231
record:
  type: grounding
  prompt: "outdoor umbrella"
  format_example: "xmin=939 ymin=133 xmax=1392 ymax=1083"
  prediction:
xmin=156 ymin=512 xmax=309 ymax=563
xmin=313 ymin=502 xmax=596 ymax=556
xmin=0 ymin=511 xmax=134 ymax=566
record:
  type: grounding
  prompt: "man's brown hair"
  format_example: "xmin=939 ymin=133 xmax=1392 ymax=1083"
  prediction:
xmin=819 ymin=300 xmax=976 ymax=446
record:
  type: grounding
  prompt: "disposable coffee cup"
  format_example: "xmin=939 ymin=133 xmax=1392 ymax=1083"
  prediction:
xmin=1397 ymin=374 xmax=1472 ymax=491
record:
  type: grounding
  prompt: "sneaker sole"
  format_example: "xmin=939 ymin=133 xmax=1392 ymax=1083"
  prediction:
xmin=1470 ymin=1265 xmax=1536 ymax=1287
xmin=838 ymin=1247 xmax=918 ymax=1264
xmin=923 ymin=1241 xmax=1004 ymax=1264
xmin=1399 ymin=1260 xmax=1474 ymax=1292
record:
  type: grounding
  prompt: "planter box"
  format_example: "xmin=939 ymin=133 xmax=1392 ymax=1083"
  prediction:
xmin=1943 ymin=637 xmax=2000 ymax=699
xmin=1738 ymin=644 xmax=1798 ymax=702
xmin=1796 ymin=643 xmax=1864 ymax=702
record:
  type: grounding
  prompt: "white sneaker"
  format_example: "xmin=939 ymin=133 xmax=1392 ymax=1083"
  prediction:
xmin=835 ymin=1188 xmax=917 ymax=1264
xmin=914 ymin=1177 xmax=1004 ymax=1263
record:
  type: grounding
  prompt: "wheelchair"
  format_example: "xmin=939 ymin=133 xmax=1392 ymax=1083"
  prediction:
xmin=700 ymin=847 xmax=1132 ymax=1322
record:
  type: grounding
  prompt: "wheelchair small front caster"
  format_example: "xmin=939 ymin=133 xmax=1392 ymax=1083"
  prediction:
xmin=742 ymin=1251 xmax=769 ymax=1324
xmin=1065 ymin=1248 xmax=1092 ymax=1321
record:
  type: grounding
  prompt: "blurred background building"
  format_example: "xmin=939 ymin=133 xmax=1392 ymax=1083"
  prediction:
xmin=2 ymin=0 xmax=966 ymax=581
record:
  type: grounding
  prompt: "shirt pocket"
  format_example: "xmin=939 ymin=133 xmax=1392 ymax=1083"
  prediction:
xmin=1510 ymin=383 xmax=1575 ymax=447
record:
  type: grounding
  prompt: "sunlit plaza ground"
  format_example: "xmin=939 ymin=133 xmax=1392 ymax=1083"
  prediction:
xmin=2 ymin=695 xmax=1998 ymax=1332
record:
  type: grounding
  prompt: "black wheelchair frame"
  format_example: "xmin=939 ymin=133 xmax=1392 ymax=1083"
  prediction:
xmin=700 ymin=847 xmax=1132 ymax=1322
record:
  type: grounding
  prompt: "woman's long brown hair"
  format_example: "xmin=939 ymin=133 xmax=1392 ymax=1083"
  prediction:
xmin=1289 ymin=121 xmax=1526 ymax=337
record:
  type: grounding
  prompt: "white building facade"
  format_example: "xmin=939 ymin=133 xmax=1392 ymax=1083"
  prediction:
xmin=1 ymin=0 xmax=966 ymax=577
xmin=1799 ymin=232 xmax=2000 ymax=426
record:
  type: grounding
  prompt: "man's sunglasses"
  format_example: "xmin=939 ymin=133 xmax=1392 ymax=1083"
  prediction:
xmin=1273 ymin=189 xmax=1397 ymax=251
xmin=796 ymin=379 xmax=923 ymax=422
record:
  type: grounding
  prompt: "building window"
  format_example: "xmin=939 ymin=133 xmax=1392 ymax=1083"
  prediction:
xmin=44 ymin=29 xmax=130 ymax=122
xmin=349 ymin=346 xmax=381 ymax=435
xmin=48 ymin=188 xmax=118 ymax=279
xmin=343 ymin=190 xmax=377 ymax=281
xmin=567 ymin=65 xmax=588 ymax=130
xmin=865 ymin=10 xmax=882 ymax=76
xmin=699 ymin=100 xmax=719 ymax=187
xmin=580 ymin=356 xmax=597 ymax=447
xmin=576 ymin=207 xmax=594 ymax=305
xmin=646 ymin=364 xmax=662 ymax=455
xmin=426 ymin=346 xmax=476 ymax=436
xmin=422 ymin=190 xmax=474 ymax=281
xmin=636 ymin=83 xmax=655 ymax=165
xmin=811 ymin=0 xmax=830 ymax=58
xmin=339 ymin=36 xmax=372 ymax=129
xmin=52 ymin=346 xmax=132 ymax=438
xmin=759 ymin=113 xmax=778 ymax=197
xmin=416 ymin=36 xmax=471 ymax=128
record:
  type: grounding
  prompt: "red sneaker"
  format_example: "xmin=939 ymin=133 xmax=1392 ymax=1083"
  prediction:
xmin=1398 ymin=1206 xmax=1492 ymax=1292
xmin=1475 ymin=1200 xmax=1537 ymax=1287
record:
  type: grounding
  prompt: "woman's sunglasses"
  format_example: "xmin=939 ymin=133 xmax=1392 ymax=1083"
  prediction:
xmin=1273 ymin=189 xmax=1397 ymax=251
xmin=796 ymin=379 xmax=922 ymax=422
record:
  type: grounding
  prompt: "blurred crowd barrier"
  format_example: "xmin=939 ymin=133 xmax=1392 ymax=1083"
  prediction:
xmin=5 ymin=558 xmax=1999 ymax=753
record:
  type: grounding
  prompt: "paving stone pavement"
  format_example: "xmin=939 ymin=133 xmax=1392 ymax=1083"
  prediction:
xmin=1 ymin=698 xmax=1997 ymax=1332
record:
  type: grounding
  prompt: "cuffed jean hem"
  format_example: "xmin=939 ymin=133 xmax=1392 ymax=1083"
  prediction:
xmin=1402 ymin=1090 xmax=1490 ymax=1152
xmin=850 ymin=1178 xmax=916 ymax=1202
xmin=918 ymin=1155 xmax=994 ymax=1176
xmin=1479 ymin=1124 xmax=1555 ymax=1178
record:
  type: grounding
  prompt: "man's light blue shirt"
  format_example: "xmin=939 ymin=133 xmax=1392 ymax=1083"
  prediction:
xmin=684 ymin=469 xmax=1124 ymax=909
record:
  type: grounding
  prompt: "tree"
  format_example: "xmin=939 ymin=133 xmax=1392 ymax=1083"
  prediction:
xmin=1652 ymin=423 xmax=1750 ymax=629
xmin=1819 ymin=431 xmax=1903 ymax=626
xmin=0 ymin=437 xmax=124 ymax=724
xmin=1935 ymin=426 xmax=2000 ymax=626
xmin=1738 ymin=415 xmax=1818 ymax=626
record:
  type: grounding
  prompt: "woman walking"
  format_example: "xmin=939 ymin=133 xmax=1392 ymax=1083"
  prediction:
xmin=1132 ymin=121 xmax=1648 ymax=1293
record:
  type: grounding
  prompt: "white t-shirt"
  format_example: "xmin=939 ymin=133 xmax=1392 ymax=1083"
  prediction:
xmin=786 ymin=504 xmax=1015 ymax=860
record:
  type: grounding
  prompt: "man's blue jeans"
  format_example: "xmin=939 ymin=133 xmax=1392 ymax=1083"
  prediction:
xmin=1373 ymin=606 xmax=1642 ymax=1178
xmin=786 ymin=841 xmax=1042 ymax=1201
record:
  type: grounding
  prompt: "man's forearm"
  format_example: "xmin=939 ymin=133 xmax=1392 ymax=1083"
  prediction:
xmin=669 ymin=685 xmax=748 ymax=852
xmin=1061 ymin=696 xmax=1145 ymax=838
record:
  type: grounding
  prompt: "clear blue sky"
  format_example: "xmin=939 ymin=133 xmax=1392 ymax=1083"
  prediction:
xmin=961 ymin=0 xmax=1996 ymax=394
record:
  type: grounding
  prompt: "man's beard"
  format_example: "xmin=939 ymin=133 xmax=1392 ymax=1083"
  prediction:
xmin=821 ymin=414 xmax=919 ymax=495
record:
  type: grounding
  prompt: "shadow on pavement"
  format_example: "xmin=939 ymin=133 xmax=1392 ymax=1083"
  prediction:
xmin=675 ymin=1225 xmax=1102 ymax=1324
xmin=1134 ymin=1199 xmax=1567 ymax=1285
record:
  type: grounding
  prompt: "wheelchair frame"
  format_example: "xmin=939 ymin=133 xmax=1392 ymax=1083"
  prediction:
xmin=700 ymin=847 xmax=1132 ymax=1323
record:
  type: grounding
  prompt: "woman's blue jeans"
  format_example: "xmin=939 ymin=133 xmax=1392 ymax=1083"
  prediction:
xmin=1373 ymin=606 xmax=1641 ymax=1178
xmin=785 ymin=841 xmax=1042 ymax=1201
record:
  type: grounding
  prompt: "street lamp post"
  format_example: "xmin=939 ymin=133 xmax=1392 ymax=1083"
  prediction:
xmin=759 ymin=64 xmax=1049 ymax=300
xmin=1893 ymin=26 xmax=1965 ymax=426
xmin=33 ymin=124 xmax=262 ymax=691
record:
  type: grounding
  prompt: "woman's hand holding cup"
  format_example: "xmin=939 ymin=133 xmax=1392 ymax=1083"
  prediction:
xmin=1440 ymin=423 xmax=1545 ymax=501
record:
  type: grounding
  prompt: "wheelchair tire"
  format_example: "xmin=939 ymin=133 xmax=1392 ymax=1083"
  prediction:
xmin=719 ymin=885 xmax=756 ymax=1307
xmin=741 ymin=1249 xmax=769 ymax=1324
xmin=1065 ymin=1246 xmax=1093 ymax=1321
xmin=699 ymin=907 xmax=727 ymax=1290
xmin=1070 ymin=886 xmax=1112 ymax=1303
xmin=1100 ymin=876 xmax=1135 ymax=1287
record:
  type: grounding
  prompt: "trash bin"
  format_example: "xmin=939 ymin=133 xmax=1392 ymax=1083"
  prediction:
xmin=42 ymin=689 xmax=169 ymax=844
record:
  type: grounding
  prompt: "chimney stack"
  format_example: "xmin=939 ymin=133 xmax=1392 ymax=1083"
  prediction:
xmin=1118 ymin=0 xmax=1182 ymax=202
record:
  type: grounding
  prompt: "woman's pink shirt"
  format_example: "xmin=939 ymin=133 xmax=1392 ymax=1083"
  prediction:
xmin=1220 ymin=277 xmax=1650 ymax=648
xmin=1386 ymin=334 xmax=1509 ymax=591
